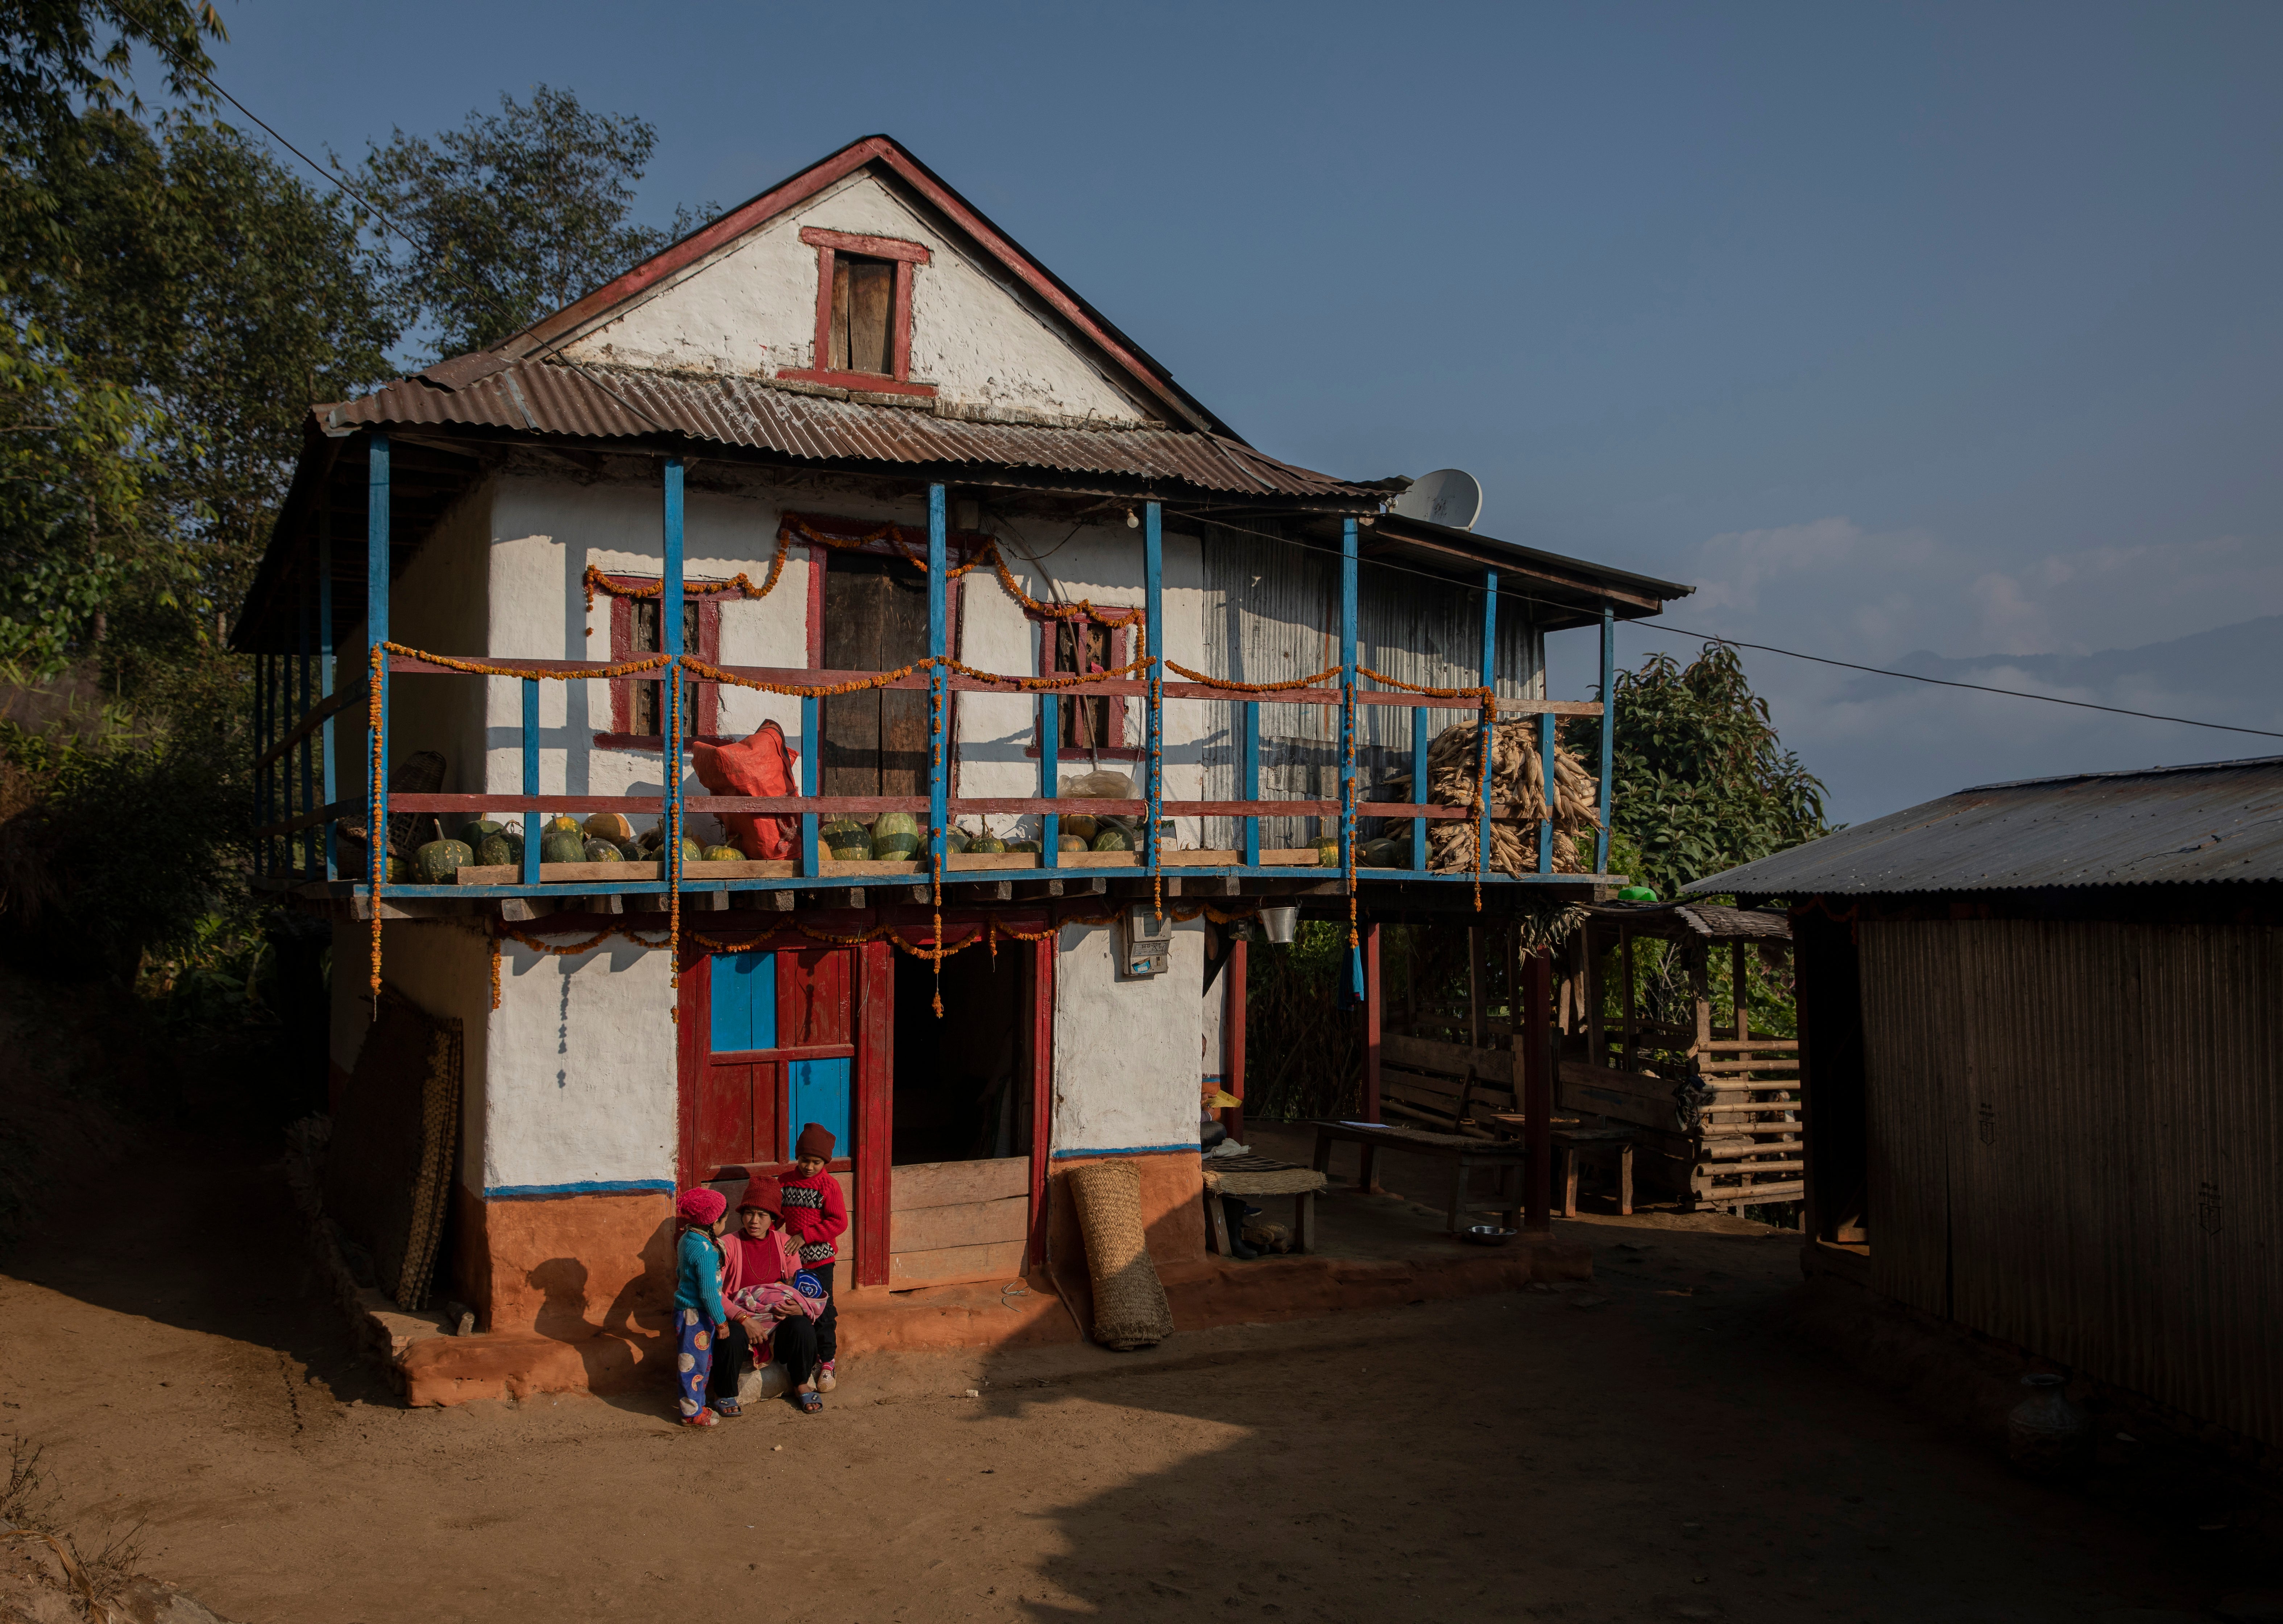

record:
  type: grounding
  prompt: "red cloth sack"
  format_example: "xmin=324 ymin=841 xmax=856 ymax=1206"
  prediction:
xmin=690 ymin=720 xmax=799 ymax=859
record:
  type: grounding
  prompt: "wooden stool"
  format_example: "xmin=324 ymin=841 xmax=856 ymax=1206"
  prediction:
xmin=1201 ymin=1155 xmax=1327 ymax=1254
xmin=1551 ymin=1127 xmax=1637 ymax=1217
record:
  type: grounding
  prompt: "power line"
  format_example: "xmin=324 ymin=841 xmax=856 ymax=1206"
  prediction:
xmin=1174 ymin=510 xmax=2283 ymax=742
xmin=1627 ymin=621 xmax=2283 ymax=741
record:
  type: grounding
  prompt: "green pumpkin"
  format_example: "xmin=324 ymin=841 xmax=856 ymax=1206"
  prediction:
xmin=823 ymin=823 xmax=871 ymax=860
xmin=1359 ymin=838 xmax=1400 ymax=869
xmin=873 ymin=811 xmax=920 ymax=840
xmin=943 ymin=826 xmax=970 ymax=854
xmin=701 ymin=844 xmax=743 ymax=863
xmin=413 ymin=838 xmax=473 ymax=884
xmin=870 ymin=831 xmax=921 ymax=861
xmin=583 ymin=839 xmax=623 ymax=863
xmin=1315 ymin=837 xmax=1341 ymax=867
xmin=1057 ymin=834 xmax=1089 ymax=853
xmin=1060 ymin=813 xmax=1099 ymax=842
xmin=384 ymin=854 xmax=410 ymax=883
xmin=1091 ymin=828 xmax=1133 ymax=852
xmin=1004 ymin=839 xmax=1040 ymax=854
xmin=544 ymin=814 xmax=583 ymax=836
xmin=475 ymin=833 xmax=523 ymax=869
xmin=539 ymin=830 xmax=588 ymax=865
xmin=968 ymin=834 xmax=1006 ymax=855
xmin=456 ymin=818 xmax=505 ymax=849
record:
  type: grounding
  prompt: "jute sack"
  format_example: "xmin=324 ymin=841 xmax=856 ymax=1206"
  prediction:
xmin=1067 ymin=1160 xmax=1174 ymax=1350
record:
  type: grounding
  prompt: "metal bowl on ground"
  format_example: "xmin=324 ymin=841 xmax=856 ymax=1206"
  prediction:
xmin=1463 ymin=1225 xmax=1516 ymax=1247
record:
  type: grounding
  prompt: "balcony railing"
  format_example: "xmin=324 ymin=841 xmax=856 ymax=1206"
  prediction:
xmin=252 ymin=440 xmax=1622 ymax=903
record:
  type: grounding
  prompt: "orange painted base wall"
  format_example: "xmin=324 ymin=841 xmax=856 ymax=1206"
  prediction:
xmin=449 ymin=1183 xmax=676 ymax=1343
xmin=1045 ymin=1151 xmax=1206 ymax=1273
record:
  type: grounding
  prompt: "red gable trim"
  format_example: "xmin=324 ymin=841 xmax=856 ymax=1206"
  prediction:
xmin=504 ymin=134 xmax=1208 ymax=432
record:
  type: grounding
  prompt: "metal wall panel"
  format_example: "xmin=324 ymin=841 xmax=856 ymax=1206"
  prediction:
xmin=1196 ymin=522 xmax=1544 ymax=849
xmin=1859 ymin=917 xmax=2283 ymax=1444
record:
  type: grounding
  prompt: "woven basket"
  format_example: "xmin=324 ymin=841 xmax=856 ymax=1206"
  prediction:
xmin=1066 ymin=1160 xmax=1173 ymax=1350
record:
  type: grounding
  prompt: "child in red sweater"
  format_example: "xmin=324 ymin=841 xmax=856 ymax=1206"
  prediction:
xmin=781 ymin=1121 xmax=849 ymax=1389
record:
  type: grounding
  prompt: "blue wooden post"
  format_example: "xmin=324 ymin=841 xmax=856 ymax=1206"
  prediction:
xmin=800 ymin=693 xmax=820 ymax=877
xmin=1538 ymin=711 xmax=1557 ymax=873
xmin=1597 ymin=600 xmax=1615 ymax=873
xmin=1477 ymin=571 xmax=1498 ymax=881
xmin=1409 ymin=705 xmax=1429 ymax=874
xmin=521 ymin=679 xmax=541 ymax=886
xmin=1339 ymin=518 xmax=1358 ymax=872
xmin=1241 ymin=700 xmax=1260 ymax=868
xmin=319 ymin=503 xmax=337 ymax=881
xmin=662 ymin=458 xmax=685 ymax=892
xmin=927 ymin=484 xmax=949 ymax=876
xmin=1039 ymin=680 xmax=1060 ymax=868
xmin=367 ymin=433 xmax=390 ymax=896
xmin=1144 ymin=502 xmax=1164 ymax=881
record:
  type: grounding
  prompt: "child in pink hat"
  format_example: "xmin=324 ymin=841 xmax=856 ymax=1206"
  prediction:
xmin=672 ymin=1187 xmax=730 ymax=1427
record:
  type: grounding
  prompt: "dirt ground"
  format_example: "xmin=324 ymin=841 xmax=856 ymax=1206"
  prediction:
xmin=3 ymin=1125 xmax=2272 ymax=1623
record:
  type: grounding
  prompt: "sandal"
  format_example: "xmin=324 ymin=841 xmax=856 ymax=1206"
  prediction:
xmin=794 ymin=1390 xmax=823 ymax=1414
xmin=680 ymin=1408 xmax=720 ymax=1428
xmin=712 ymin=1398 xmax=742 ymax=1418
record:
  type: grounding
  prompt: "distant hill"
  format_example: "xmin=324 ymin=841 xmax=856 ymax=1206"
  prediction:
xmin=1875 ymin=614 xmax=2283 ymax=707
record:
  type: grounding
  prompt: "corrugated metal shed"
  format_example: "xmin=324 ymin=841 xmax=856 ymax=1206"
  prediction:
xmin=1858 ymin=916 xmax=2283 ymax=1446
xmin=1685 ymin=757 xmax=2283 ymax=896
xmin=319 ymin=359 xmax=1373 ymax=502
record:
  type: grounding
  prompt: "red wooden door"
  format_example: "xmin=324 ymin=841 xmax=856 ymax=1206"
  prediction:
xmin=679 ymin=940 xmax=856 ymax=1183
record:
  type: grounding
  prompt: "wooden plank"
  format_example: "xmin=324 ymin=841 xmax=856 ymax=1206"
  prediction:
xmin=890 ymin=1156 xmax=1030 ymax=1210
xmin=1383 ymin=1066 xmax=1469 ymax=1102
xmin=1699 ymin=1038 xmax=1800 ymax=1052
xmin=456 ymin=861 xmax=664 ymax=885
xmin=890 ymin=1195 xmax=1029 ymax=1253
xmin=946 ymin=852 xmax=1039 ymax=871
xmin=1383 ymin=1032 xmax=1513 ymax=1083
xmin=887 ymin=1238 xmax=1027 ymax=1288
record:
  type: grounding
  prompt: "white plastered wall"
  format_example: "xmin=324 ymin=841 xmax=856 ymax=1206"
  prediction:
xmin=336 ymin=480 xmax=494 ymax=796
xmin=482 ymin=937 xmax=677 ymax=1196
xmin=485 ymin=472 xmax=810 ymax=847
xmin=953 ymin=518 xmax=1208 ymax=848
xmin=1049 ymin=920 xmax=1209 ymax=1155
xmin=559 ymin=171 xmax=1153 ymax=427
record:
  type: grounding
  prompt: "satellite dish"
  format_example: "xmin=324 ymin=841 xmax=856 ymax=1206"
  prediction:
xmin=1388 ymin=468 xmax=1483 ymax=531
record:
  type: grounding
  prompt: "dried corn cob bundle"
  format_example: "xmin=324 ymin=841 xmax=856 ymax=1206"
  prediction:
xmin=1423 ymin=720 xmax=1601 ymax=875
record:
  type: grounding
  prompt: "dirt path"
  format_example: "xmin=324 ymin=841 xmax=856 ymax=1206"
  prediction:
xmin=0 ymin=1131 xmax=2237 ymax=1623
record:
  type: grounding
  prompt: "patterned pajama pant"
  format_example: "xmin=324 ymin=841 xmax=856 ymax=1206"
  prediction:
xmin=675 ymin=1307 xmax=716 ymax=1417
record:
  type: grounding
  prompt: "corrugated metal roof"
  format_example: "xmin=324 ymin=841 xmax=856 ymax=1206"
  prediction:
xmin=319 ymin=359 xmax=1373 ymax=502
xmin=1683 ymin=756 xmax=2283 ymax=896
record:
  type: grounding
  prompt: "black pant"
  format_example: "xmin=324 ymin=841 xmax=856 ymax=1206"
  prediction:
xmin=807 ymin=1262 xmax=838 ymax=1364
xmin=708 ymin=1310 xmax=820 ymax=1399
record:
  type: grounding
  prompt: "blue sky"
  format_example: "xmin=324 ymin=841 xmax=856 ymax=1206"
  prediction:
xmin=194 ymin=1 xmax=2283 ymax=823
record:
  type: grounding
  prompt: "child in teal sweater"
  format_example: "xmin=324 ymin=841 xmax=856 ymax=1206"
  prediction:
xmin=672 ymin=1188 xmax=730 ymax=1427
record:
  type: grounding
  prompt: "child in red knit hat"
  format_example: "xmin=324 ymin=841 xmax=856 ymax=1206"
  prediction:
xmin=780 ymin=1122 xmax=849 ymax=1389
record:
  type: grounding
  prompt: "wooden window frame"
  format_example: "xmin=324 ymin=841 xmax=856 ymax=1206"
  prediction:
xmin=1024 ymin=608 xmax=1144 ymax=762
xmin=776 ymin=227 xmax=936 ymax=398
xmin=594 ymin=573 xmax=724 ymax=750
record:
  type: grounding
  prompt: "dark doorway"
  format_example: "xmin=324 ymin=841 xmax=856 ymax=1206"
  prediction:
xmin=821 ymin=554 xmax=929 ymax=796
xmin=892 ymin=946 xmax=1029 ymax=1166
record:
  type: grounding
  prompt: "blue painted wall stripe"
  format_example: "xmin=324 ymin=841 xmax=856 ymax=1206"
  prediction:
xmin=484 ymin=1179 xmax=675 ymax=1200
xmin=1049 ymin=1144 xmax=1199 ymax=1159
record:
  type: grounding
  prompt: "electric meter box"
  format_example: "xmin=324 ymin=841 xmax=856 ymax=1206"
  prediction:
xmin=1120 ymin=903 xmax=1174 ymax=979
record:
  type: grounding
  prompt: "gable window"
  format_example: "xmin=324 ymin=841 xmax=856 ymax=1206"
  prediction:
xmin=1026 ymin=609 xmax=1143 ymax=762
xmin=776 ymin=227 xmax=936 ymax=398
xmin=598 ymin=576 xmax=721 ymax=749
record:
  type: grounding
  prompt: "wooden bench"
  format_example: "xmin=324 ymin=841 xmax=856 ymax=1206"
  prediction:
xmin=1308 ymin=1120 xmax=1533 ymax=1234
xmin=1379 ymin=1032 xmax=1517 ymax=1136
xmin=1477 ymin=1111 xmax=1637 ymax=1218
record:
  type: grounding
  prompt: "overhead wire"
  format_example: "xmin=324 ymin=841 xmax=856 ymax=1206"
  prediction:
xmin=1171 ymin=509 xmax=2283 ymax=743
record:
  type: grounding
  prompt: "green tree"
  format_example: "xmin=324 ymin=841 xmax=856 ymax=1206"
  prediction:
xmin=350 ymin=84 xmax=708 ymax=360
xmin=1569 ymin=641 xmax=1829 ymax=899
xmin=0 ymin=0 xmax=220 ymax=143
xmin=4 ymin=108 xmax=395 ymax=704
